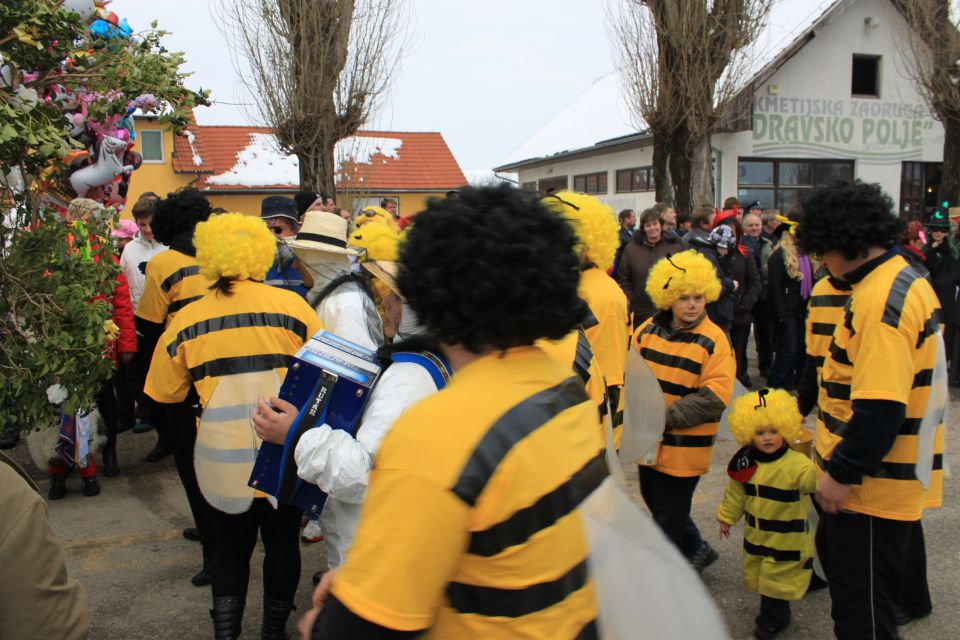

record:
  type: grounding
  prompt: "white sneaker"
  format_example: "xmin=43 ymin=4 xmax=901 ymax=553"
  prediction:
xmin=301 ymin=519 xmax=324 ymax=543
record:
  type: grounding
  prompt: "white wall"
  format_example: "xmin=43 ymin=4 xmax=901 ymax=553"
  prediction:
xmin=717 ymin=0 xmax=944 ymax=211
xmin=517 ymin=144 xmax=658 ymax=214
xmin=513 ymin=0 xmax=945 ymax=215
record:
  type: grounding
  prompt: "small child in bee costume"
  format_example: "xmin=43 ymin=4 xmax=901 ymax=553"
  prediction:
xmin=716 ymin=388 xmax=818 ymax=640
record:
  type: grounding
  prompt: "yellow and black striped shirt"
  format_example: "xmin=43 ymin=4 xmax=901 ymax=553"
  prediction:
xmin=805 ymin=275 xmax=851 ymax=381
xmin=332 ymin=346 xmax=604 ymax=637
xmin=136 ymin=249 xmax=212 ymax=326
xmin=717 ymin=447 xmax=817 ymax=601
xmin=144 ymin=280 xmax=322 ymax=406
xmin=816 ymin=252 xmax=941 ymax=521
xmin=633 ymin=313 xmax=735 ymax=477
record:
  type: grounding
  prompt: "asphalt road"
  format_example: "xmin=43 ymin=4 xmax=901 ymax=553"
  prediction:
xmin=5 ymin=389 xmax=958 ymax=640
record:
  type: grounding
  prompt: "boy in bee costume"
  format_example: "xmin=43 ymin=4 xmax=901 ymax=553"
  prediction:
xmin=717 ymin=389 xmax=817 ymax=639
xmin=542 ymin=191 xmax=629 ymax=445
xmin=633 ymin=250 xmax=735 ymax=571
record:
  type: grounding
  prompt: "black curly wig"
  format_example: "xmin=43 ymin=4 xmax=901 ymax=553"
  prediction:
xmin=796 ymin=180 xmax=902 ymax=260
xmin=151 ymin=188 xmax=213 ymax=245
xmin=397 ymin=184 xmax=588 ymax=354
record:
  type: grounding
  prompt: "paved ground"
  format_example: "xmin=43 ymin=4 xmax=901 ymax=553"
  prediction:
xmin=5 ymin=387 xmax=958 ymax=639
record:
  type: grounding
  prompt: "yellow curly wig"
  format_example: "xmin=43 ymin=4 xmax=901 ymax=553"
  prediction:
xmin=541 ymin=191 xmax=619 ymax=271
xmin=194 ymin=213 xmax=276 ymax=282
xmin=349 ymin=220 xmax=399 ymax=262
xmin=355 ymin=207 xmax=401 ymax=233
xmin=645 ymin=249 xmax=722 ymax=309
xmin=727 ymin=389 xmax=803 ymax=446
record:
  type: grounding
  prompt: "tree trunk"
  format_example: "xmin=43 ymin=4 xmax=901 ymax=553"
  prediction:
xmin=652 ymin=133 xmax=673 ymax=205
xmin=689 ymin=135 xmax=715 ymax=210
xmin=939 ymin=116 xmax=960 ymax=207
xmin=667 ymin=125 xmax=694 ymax=216
xmin=296 ymin=140 xmax=337 ymax=198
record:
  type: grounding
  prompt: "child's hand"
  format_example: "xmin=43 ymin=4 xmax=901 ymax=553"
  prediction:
xmin=719 ymin=522 xmax=731 ymax=539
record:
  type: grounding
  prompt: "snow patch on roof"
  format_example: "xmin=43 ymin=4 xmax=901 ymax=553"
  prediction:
xmin=206 ymin=134 xmax=405 ymax=187
xmin=206 ymin=133 xmax=299 ymax=187
xmin=338 ymin=136 xmax=403 ymax=165
xmin=498 ymin=0 xmax=841 ymax=168
xmin=500 ymin=73 xmax=640 ymax=167
xmin=183 ymin=129 xmax=203 ymax=167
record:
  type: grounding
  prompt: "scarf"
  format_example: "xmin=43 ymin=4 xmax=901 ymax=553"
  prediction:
xmin=798 ymin=254 xmax=813 ymax=300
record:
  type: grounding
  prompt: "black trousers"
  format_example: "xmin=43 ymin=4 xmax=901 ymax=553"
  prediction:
xmin=817 ymin=511 xmax=912 ymax=640
xmin=94 ymin=375 xmax=118 ymax=454
xmin=115 ymin=359 xmax=136 ymax=431
xmin=166 ymin=397 xmax=217 ymax=565
xmin=768 ymin=316 xmax=804 ymax=390
xmin=901 ymin=519 xmax=932 ymax=617
xmin=752 ymin=302 xmax=773 ymax=373
xmin=212 ymin=499 xmax=303 ymax=601
xmin=731 ymin=323 xmax=751 ymax=382
xmin=757 ymin=595 xmax=791 ymax=631
xmin=638 ymin=466 xmax=704 ymax=558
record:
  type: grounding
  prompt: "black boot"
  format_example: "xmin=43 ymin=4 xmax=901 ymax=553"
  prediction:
xmin=48 ymin=473 xmax=68 ymax=500
xmin=102 ymin=448 xmax=119 ymax=477
xmin=210 ymin=596 xmax=244 ymax=640
xmin=261 ymin=596 xmax=295 ymax=640
xmin=144 ymin=439 xmax=172 ymax=463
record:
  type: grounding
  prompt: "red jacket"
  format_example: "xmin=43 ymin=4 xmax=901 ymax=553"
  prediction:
xmin=109 ymin=268 xmax=137 ymax=363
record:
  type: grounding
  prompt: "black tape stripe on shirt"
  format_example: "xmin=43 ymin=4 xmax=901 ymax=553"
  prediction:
xmin=188 ymin=353 xmax=291 ymax=382
xmin=467 ymin=454 xmax=607 ymax=557
xmin=640 ymin=347 xmax=702 ymax=375
xmin=573 ymin=328 xmax=593 ymax=385
xmin=451 ymin=376 xmax=589 ymax=507
xmin=168 ymin=312 xmax=309 ymax=356
xmin=881 ymin=266 xmax=924 ymax=328
xmin=743 ymin=482 xmax=800 ymax=503
xmin=160 ymin=265 xmax=201 ymax=293
xmin=744 ymin=512 xmax=807 ymax=533
xmin=168 ymin=295 xmax=203 ymax=314
xmin=743 ymin=539 xmax=802 ymax=562
xmin=446 ymin=558 xmax=589 ymax=618
xmin=811 ymin=322 xmax=837 ymax=336
xmin=809 ymin=294 xmax=849 ymax=308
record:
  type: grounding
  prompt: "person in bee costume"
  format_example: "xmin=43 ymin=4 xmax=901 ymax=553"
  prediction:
xmin=633 ymin=249 xmax=735 ymax=572
xmin=542 ymin=191 xmax=630 ymax=445
xmin=716 ymin=389 xmax=817 ymax=639
xmin=145 ymin=213 xmax=321 ymax=640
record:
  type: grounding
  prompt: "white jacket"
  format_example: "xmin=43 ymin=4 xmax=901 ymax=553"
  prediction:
xmin=315 ymin=283 xmax=383 ymax=350
xmin=119 ymin=233 xmax=167 ymax=310
xmin=294 ymin=361 xmax=439 ymax=567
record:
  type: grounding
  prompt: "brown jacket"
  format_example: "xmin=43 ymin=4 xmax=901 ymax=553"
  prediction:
xmin=616 ymin=232 xmax=685 ymax=322
xmin=0 ymin=453 xmax=90 ymax=640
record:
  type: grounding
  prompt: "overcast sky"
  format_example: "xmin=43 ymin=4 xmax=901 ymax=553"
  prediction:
xmin=108 ymin=0 xmax=616 ymax=170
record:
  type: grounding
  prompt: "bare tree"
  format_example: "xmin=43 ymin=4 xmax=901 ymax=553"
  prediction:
xmin=896 ymin=0 xmax=960 ymax=208
xmin=218 ymin=0 xmax=407 ymax=196
xmin=609 ymin=0 xmax=771 ymax=213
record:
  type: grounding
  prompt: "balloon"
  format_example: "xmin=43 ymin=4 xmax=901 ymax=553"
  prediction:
xmin=61 ymin=0 xmax=98 ymax=22
xmin=69 ymin=136 xmax=133 ymax=197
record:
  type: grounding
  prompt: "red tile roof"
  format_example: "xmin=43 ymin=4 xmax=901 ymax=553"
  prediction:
xmin=171 ymin=126 xmax=466 ymax=192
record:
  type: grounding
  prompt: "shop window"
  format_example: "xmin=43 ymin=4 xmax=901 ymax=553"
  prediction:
xmin=737 ymin=158 xmax=855 ymax=211
xmin=615 ymin=167 xmax=655 ymax=193
xmin=573 ymin=172 xmax=608 ymax=194
xmin=537 ymin=176 xmax=568 ymax=195
xmin=140 ymin=130 xmax=164 ymax=162
xmin=852 ymin=55 xmax=881 ymax=98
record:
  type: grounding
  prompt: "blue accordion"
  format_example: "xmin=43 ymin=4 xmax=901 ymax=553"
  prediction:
xmin=248 ymin=331 xmax=382 ymax=514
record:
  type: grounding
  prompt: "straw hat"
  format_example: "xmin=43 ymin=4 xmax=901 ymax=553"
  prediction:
xmin=284 ymin=209 xmax=358 ymax=255
xmin=362 ymin=260 xmax=401 ymax=298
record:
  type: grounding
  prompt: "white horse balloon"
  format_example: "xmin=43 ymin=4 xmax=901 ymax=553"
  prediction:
xmin=69 ymin=136 xmax=133 ymax=197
